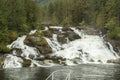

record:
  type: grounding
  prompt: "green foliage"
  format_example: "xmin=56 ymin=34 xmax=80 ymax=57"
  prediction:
xmin=105 ymin=17 xmax=119 ymax=30
xmin=0 ymin=44 xmax=11 ymax=53
xmin=108 ymin=27 xmax=120 ymax=40
xmin=0 ymin=0 xmax=41 ymax=53
xmin=40 ymin=0 xmax=120 ymax=40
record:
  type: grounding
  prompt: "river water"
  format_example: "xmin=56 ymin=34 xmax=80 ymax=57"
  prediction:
xmin=0 ymin=64 xmax=120 ymax=80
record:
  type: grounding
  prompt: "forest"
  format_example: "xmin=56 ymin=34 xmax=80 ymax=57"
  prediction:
xmin=0 ymin=0 xmax=120 ymax=53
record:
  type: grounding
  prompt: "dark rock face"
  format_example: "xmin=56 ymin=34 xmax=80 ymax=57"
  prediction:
xmin=67 ymin=31 xmax=80 ymax=41
xmin=57 ymin=31 xmax=80 ymax=44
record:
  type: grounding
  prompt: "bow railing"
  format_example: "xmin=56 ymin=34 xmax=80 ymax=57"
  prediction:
xmin=45 ymin=69 xmax=72 ymax=80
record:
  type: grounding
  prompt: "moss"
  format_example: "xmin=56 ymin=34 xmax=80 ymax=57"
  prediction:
xmin=35 ymin=37 xmax=48 ymax=46
xmin=34 ymin=31 xmax=43 ymax=37
xmin=42 ymin=30 xmax=52 ymax=37
xmin=34 ymin=30 xmax=52 ymax=38
xmin=0 ymin=45 xmax=11 ymax=53
xmin=9 ymin=31 xmax=18 ymax=42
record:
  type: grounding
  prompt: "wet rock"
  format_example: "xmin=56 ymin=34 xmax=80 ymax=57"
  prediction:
xmin=40 ymin=30 xmax=52 ymax=38
xmin=98 ymin=60 xmax=102 ymax=63
xmin=89 ymin=59 xmax=94 ymax=62
xmin=57 ymin=29 xmax=80 ymax=44
xmin=72 ymin=58 xmax=81 ymax=64
xmin=107 ymin=58 xmax=120 ymax=64
xmin=43 ymin=59 xmax=53 ymax=64
xmin=0 ymin=55 xmax=4 ymax=68
xmin=35 ymin=56 xmax=45 ymax=61
xmin=49 ymin=28 xmax=60 ymax=34
xmin=57 ymin=33 xmax=67 ymax=44
xmin=105 ymin=38 xmax=120 ymax=56
xmin=24 ymin=35 xmax=52 ymax=54
xmin=22 ymin=59 xmax=31 ymax=67
xmin=12 ymin=48 xmax=22 ymax=57
xmin=62 ymin=27 xmax=73 ymax=32
xmin=67 ymin=31 xmax=80 ymax=41
xmin=29 ymin=54 xmax=35 ymax=59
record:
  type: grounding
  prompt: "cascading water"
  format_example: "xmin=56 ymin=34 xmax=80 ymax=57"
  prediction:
xmin=48 ymin=27 xmax=119 ymax=64
xmin=3 ymin=55 xmax=23 ymax=68
xmin=45 ymin=34 xmax=61 ymax=52
xmin=3 ymin=30 xmax=40 ymax=68
xmin=3 ymin=26 xmax=119 ymax=68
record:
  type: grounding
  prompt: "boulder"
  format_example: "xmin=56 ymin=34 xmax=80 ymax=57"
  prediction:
xmin=43 ymin=59 xmax=53 ymax=64
xmin=57 ymin=29 xmax=81 ymax=43
xmin=57 ymin=33 xmax=67 ymax=44
xmin=22 ymin=59 xmax=31 ymax=67
xmin=24 ymin=35 xmax=52 ymax=54
xmin=67 ymin=31 xmax=80 ymax=41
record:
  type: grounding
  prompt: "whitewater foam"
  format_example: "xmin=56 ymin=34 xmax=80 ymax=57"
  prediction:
xmin=3 ymin=55 xmax=23 ymax=68
xmin=3 ymin=27 xmax=119 ymax=68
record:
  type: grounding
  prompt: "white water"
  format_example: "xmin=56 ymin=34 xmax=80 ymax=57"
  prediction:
xmin=3 ymin=55 xmax=23 ymax=68
xmin=45 ymin=34 xmax=61 ymax=52
xmin=50 ymin=28 xmax=119 ymax=63
xmin=4 ymin=35 xmax=39 ymax=68
xmin=29 ymin=30 xmax=37 ymax=35
xmin=7 ymin=35 xmax=39 ymax=59
xmin=3 ymin=27 xmax=119 ymax=68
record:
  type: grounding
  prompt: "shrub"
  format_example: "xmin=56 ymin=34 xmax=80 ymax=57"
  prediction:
xmin=108 ymin=27 xmax=120 ymax=40
xmin=0 ymin=45 xmax=11 ymax=53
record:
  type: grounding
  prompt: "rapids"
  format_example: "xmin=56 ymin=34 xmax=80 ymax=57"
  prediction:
xmin=3 ymin=26 xmax=119 ymax=68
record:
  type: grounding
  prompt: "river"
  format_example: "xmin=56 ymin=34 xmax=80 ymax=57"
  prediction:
xmin=0 ymin=64 xmax=120 ymax=80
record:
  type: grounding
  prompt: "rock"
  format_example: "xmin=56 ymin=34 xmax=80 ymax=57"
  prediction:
xmin=40 ymin=30 xmax=52 ymax=38
xmin=107 ymin=58 xmax=120 ymax=64
xmin=29 ymin=54 xmax=35 ymax=59
xmin=57 ymin=28 xmax=80 ymax=44
xmin=67 ymin=31 xmax=80 ymax=41
xmin=105 ymin=38 xmax=120 ymax=56
xmin=0 ymin=55 xmax=4 ymax=68
xmin=98 ymin=60 xmax=102 ymax=63
xmin=43 ymin=59 xmax=53 ymax=64
xmin=57 ymin=33 xmax=67 ymax=44
xmin=89 ymin=59 xmax=94 ymax=62
xmin=24 ymin=35 xmax=52 ymax=54
xmin=35 ymin=56 xmax=45 ymax=61
xmin=72 ymin=58 xmax=81 ymax=64
xmin=49 ymin=28 xmax=60 ymax=34
xmin=22 ymin=59 xmax=31 ymax=67
xmin=62 ymin=27 xmax=72 ymax=32
xmin=12 ymin=48 xmax=22 ymax=57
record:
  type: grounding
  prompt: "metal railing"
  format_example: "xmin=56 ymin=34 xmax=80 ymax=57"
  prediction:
xmin=45 ymin=69 xmax=72 ymax=80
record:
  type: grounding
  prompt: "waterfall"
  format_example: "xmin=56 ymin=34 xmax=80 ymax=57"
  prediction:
xmin=3 ymin=26 xmax=119 ymax=68
xmin=4 ymin=35 xmax=39 ymax=68
xmin=3 ymin=55 xmax=23 ymax=68
xmin=45 ymin=34 xmax=61 ymax=52
xmin=52 ymin=28 xmax=119 ymax=63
